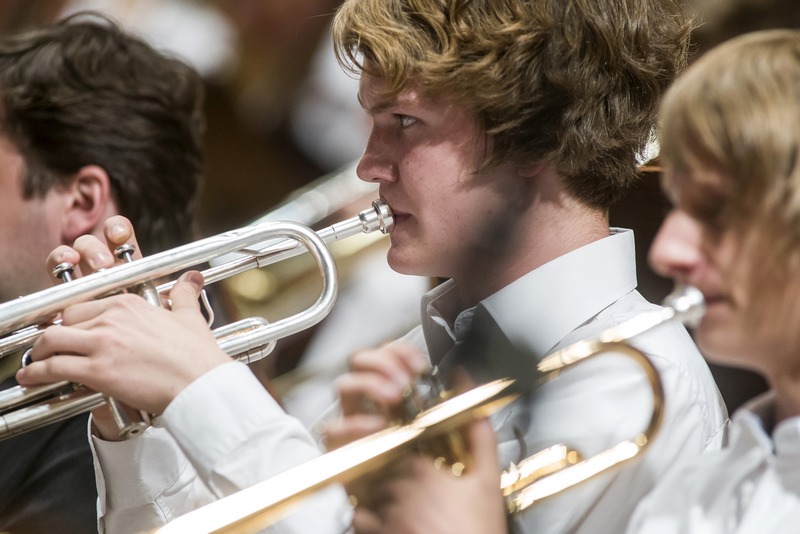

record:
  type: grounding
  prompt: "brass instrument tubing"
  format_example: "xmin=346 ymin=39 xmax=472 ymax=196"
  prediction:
xmin=0 ymin=201 xmax=392 ymax=441
xmin=157 ymin=199 xmax=392 ymax=292
xmin=153 ymin=286 xmax=703 ymax=533
xmin=155 ymin=379 xmax=517 ymax=534
xmin=0 ymin=201 xmax=392 ymax=360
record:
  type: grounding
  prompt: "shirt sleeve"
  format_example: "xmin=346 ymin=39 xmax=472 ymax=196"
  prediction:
xmin=92 ymin=362 xmax=351 ymax=534
xmin=92 ymin=423 xmax=213 ymax=533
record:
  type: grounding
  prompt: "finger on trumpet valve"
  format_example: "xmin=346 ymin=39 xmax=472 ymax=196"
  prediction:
xmin=115 ymin=244 xmax=162 ymax=308
xmin=51 ymin=249 xmax=147 ymax=439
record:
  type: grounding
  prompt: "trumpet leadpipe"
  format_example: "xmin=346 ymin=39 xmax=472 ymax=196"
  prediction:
xmin=0 ymin=200 xmax=392 ymax=441
xmin=158 ymin=198 xmax=391 ymax=292
xmin=0 ymin=200 xmax=393 ymax=361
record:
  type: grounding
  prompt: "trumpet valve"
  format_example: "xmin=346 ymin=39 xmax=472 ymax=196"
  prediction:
xmin=52 ymin=262 xmax=75 ymax=284
xmin=115 ymin=243 xmax=136 ymax=263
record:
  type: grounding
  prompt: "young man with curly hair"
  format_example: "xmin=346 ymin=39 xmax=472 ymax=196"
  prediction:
xmin=327 ymin=1 xmax=726 ymax=532
xmin=390 ymin=27 xmax=800 ymax=534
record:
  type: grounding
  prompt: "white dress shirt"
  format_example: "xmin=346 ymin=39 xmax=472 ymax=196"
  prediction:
xmin=397 ymin=228 xmax=728 ymax=534
xmin=627 ymin=391 xmax=800 ymax=534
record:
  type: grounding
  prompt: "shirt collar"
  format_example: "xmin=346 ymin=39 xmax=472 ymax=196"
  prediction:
xmin=483 ymin=228 xmax=637 ymax=356
xmin=735 ymin=391 xmax=800 ymax=461
xmin=420 ymin=280 xmax=462 ymax=364
xmin=421 ymin=228 xmax=638 ymax=362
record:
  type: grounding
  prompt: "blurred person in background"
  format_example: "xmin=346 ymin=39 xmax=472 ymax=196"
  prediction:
xmin=630 ymin=28 xmax=800 ymax=532
xmin=673 ymin=0 xmax=800 ymax=416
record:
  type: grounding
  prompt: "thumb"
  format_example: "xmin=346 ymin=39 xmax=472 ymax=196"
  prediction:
xmin=465 ymin=417 xmax=499 ymax=474
xmin=449 ymin=366 xmax=477 ymax=394
xmin=169 ymin=271 xmax=205 ymax=312
xmin=449 ymin=367 xmax=500 ymax=473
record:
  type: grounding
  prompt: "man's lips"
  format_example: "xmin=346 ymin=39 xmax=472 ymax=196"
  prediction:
xmin=383 ymin=202 xmax=409 ymax=221
xmin=698 ymin=291 xmax=726 ymax=308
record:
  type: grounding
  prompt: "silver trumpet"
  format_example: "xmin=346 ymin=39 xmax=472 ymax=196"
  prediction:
xmin=0 ymin=199 xmax=393 ymax=441
xmin=155 ymin=286 xmax=705 ymax=534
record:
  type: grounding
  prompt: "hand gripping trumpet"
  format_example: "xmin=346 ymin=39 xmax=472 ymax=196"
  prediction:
xmin=0 ymin=200 xmax=393 ymax=440
xmin=155 ymin=285 xmax=705 ymax=534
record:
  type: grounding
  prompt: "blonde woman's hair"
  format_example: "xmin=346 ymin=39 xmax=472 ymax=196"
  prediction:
xmin=660 ymin=29 xmax=800 ymax=270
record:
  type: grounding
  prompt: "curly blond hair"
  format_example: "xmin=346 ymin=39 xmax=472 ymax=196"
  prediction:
xmin=333 ymin=0 xmax=692 ymax=209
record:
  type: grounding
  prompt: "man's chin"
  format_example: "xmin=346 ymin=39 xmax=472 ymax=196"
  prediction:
xmin=386 ymin=251 xmax=431 ymax=277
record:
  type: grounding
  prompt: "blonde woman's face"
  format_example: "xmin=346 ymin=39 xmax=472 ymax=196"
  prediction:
xmin=649 ymin=168 xmax=800 ymax=376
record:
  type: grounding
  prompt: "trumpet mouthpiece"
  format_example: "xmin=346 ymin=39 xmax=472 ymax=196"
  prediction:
xmin=662 ymin=285 xmax=705 ymax=328
xmin=366 ymin=199 xmax=394 ymax=234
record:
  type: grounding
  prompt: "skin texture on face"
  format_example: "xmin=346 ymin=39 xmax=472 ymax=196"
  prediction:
xmin=355 ymin=74 xmax=537 ymax=306
xmin=649 ymin=169 xmax=800 ymax=383
xmin=0 ymin=136 xmax=66 ymax=303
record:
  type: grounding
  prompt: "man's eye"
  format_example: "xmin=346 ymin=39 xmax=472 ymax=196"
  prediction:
xmin=689 ymin=196 xmax=727 ymax=225
xmin=397 ymin=115 xmax=416 ymax=127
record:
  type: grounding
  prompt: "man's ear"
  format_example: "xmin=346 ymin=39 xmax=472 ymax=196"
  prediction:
xmin=60 ymin=165 xmax=116 ymax=245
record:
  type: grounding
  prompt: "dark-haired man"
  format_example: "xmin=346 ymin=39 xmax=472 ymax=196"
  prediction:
xmin=0 ymin=14 xmax=205 ymax=532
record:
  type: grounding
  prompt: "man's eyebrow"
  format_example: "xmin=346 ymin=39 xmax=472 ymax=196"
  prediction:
xmin=357 ymin=92 xmax=395 ymax=114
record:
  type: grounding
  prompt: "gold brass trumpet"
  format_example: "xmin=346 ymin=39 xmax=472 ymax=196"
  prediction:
xmin=155 ymin=285 xmax=705 ymax=534
xmin=0 ymin=200 xmax=393 ymax=440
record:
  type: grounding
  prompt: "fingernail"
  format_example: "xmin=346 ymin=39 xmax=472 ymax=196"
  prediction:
xmin=90 ymin=252 xmax=113 ymax=271
xmin=178 ymin=271 xmax=204 ymax=291
xmin=108 ymin=223 xmax=127 ymax=241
